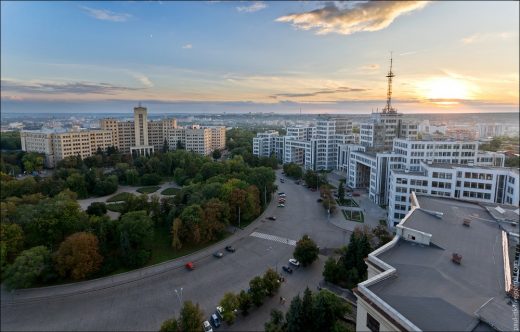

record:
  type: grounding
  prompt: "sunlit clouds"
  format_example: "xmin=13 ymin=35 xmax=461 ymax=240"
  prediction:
xmin=276 ymin=1 xmax=429 ymax=35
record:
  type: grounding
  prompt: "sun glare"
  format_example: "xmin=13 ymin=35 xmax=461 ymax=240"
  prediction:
xmin=418 ymin=77 xmax=470 ymax=104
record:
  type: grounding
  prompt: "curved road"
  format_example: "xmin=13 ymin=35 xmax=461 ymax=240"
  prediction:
xmin=1 ymin=171 xmax=350 ymax=331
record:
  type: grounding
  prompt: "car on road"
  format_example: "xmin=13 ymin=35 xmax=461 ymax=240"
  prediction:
xmin=185 ymin=262 xmax=195 ymax=270
xmin=277 ymin=204 xmax=285 ymax=208
xmin=317 ymin=198 xmax=323 ymax=202
xmin=225 ymin=245 xmax=236 ymax=252
xmin=213 ymin=252 xmax=224 ymax=258
xmin=310 ymin=188 xmax=317 ymax=192
xmin=210 ymin=313 xmax=221 ymax=328
xmin=280 ymin=179 xmax=285 ymax=183
xmin=282 ymin=266 xmax=293 ymax=274
xmin=203 ymin=320 xmax=213 ymax=332
xmin=289 ymin=258 xmax=300 ymax=267
xmin=268 ymin=216 xmax=276 ymax=220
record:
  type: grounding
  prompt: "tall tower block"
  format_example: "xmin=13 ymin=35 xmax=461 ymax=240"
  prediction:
xmin=134 ymin=104 xmax=149 ymax=146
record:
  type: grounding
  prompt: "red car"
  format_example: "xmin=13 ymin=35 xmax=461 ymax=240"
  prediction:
xmin=185 ymin=262 xmax=195 ymax=270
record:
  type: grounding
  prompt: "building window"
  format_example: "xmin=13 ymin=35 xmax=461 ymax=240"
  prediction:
xmin=367 ymin=313 xmax=380 ymax=332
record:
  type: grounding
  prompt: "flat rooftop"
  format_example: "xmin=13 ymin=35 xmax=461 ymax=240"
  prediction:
xmin=367 ymin=196 xmax=514 ymax=331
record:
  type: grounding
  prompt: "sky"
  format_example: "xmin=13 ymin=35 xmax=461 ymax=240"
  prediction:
xmin=1 ymin=1 xmax=519 ymax=114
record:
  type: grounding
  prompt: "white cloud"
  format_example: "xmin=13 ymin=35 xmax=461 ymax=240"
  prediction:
xmin=81 ymin=6 xmax=132 ymax=22
xmin=182 ymin=44 xmax=193 ymax=49
xmin=237 ymin=1 xmax=267 ymax=13
xmin=276 ymin=1 xmax=429 ymax=35
xmin=130 ymin=73 xmax=154 ymax=88
xmin=360 ymin=64 xmax=380 ymax=71
xmin=461 ymin=32 xmax=513 ymax=44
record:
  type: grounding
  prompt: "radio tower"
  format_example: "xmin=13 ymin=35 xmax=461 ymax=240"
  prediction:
xmin=383 ymin=53 xmax=395 ymax=114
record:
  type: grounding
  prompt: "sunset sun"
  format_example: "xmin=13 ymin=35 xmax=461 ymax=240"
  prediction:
xmin=418 ymin=77 xmax=471 ymax=105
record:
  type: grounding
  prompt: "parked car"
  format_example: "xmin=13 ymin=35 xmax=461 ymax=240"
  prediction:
xmin=353 ymin=192 xmax=360 ymax=197
xmin=225 ymin=245 xmax=236 ymax=253
xmin=278 ymin=199 xmax=286 ymax=203
xmin=317 ymin=198 xmax=323 ymax=202
xmin=280 ymin=179 xmax=285 ymax=183
xmin=268 ymin=216 xmax=277 ymax=220
xmin=289 ymin=258 xmax=300 ymax=267
xmin=213 ymin=252 xmax=224 ymax=258
xmin=216 ymin=306 xmax=224 ymax=320
xmin=203 ymin=321 xmax=213 ymax=332
xmin=310 ymin=188 xmax=317 ymax=192
xmin=278 ymin=192 xmax=285 ymax=195
xmin=282 ymin=266 xmax=293 ymax=274
xmin=210 ymin=313 xmax=221 ymax=328
xmin=277 ymin=204 xmax=285 ymax=208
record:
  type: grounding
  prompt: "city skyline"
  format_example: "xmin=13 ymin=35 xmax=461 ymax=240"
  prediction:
xmin=1 ymin=1 xmax=519 ymax=114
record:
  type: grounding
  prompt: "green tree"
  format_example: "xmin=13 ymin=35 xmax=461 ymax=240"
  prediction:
xmin=86 ymin=202 xmax=107 ymax=216
xmin=249 ymin=276 xmax=266 ymax=306
xmin=117 ymin=211 xmax=153 ymax=268
xmin=66 ymin=173 xmax=88 ymax=198
xmin=238 ymin=290 xmax=252 ymax=316
xmin=171 ymin=218 xmax=183 ymax=250
xmin=4 ymin=246 xmax=51 ymax=289
xmin=323 ymin=257 xmax=340 ymax=284
xmin=293 ymin=234 xmax=319 ymax=267
xmin=212 ymin=149 xmax=222 ymax=160
xmin=22 ymin=152 xmax=44 ymax=173
xmin=176 ymin=140 xmax=185 ymax=150
xmin=265 ymin=309 xmax=286 ymax=332
xmin=0 ymin=223 xmax=24 ymax=262
xmin=202 ymin=198 xmax=229 ymax=241
xmin=53 ymin=232 xmax=103 ymax=280
xmin=159 ymin=318 xmax=180 ymax=332
xmin=162 ymin=139 xmax=170 ymax=153
xmin=285 ymin=295 xmax=303 ymax=332
xmin=219 ymin=292 xmax=239 ymax=324
xmin=179 ymin=301 xmax=204 ymax=332
xmin=337 ymin=181 xmax=345 ymax=203
xmin=262 ymin=268 xmax=281 ymax=296
xmin=312 ymin=290 xmax=350 ymax=332
xmin=283 ymin=163 xmax=303 ymax=179
xmin=125 ymin=169 xmax=139 ymax=186
xmin=180 ymin=204 xmax=204 ymax=244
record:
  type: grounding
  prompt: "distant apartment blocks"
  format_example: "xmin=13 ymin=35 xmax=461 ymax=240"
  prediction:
xmin=21 ymin=105 xmax=225 ymax=167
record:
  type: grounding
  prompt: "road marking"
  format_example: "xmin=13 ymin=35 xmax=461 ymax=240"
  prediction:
xmin=250 ymin=232 xmax=297 ymax=246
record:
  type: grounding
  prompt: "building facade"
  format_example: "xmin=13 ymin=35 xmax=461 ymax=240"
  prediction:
xmin=387 ymin=162 xmax=519 ymax=226
xmin=20 ymin=127 xmax=113 ymax=167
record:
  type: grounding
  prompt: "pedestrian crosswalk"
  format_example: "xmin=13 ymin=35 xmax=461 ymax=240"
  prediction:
xmin=249 ymin=231 xmax=297 ymax=246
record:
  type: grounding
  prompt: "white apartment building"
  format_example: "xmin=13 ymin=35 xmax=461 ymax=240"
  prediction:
xmin=21 ymin=127 xmax=113 ymax=167
xmin=167 ymin=125 xmax=226 ymax=156
xmin=477 ymin=123 xmax=505 ymax=138
xmin=338 ymin=138 xmax=506 ymax=208
xmin=253 ymin=118 xmax=353 ymax=171
xmin=388 ymin=161 xmax=519 ymax=226
xmin=418 ymin=120 xmax=447 ymax=135
xmin=360 ymin=112 xmax=418 ymax=151
xmin=253 ymin=130 xmax=279 ymax=158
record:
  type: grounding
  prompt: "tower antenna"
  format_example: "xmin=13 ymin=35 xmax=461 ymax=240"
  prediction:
xmin=383 ymin=52 xmax=395 ymax=114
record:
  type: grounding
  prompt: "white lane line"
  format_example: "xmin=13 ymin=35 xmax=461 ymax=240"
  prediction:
xmin=250 ymin=231 xmax=297 ymax=246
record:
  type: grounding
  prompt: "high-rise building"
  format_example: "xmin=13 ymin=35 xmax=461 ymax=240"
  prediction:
xmin=20 ymin=127 xmax=114 ymax=167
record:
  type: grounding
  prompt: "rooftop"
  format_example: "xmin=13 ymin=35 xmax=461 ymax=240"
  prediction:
xmin=363 ymin=196 xmax=516 ymax=331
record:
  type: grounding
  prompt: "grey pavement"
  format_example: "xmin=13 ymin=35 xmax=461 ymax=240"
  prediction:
xmin=77 ymin=182 xmax=181 ymax=211
xmin=1 ymin=169 xmax=350 ymax=331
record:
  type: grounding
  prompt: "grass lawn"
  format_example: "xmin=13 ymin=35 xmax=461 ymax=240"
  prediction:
xmin=106 ymin=202 xmax=126 ymax=212
xmin=136 ymin=186 xmax=160 ymax=194
xmin=161 ymin=187 xmax=180 ymax=196
xmin=337 ymin=198 xmax=359 ymax=207
xmin=107 ymin=192 xmax=135 ymax=202
xmin=146 ymin=227 xmax=232 ymax=266
xmin=342 ymin=209 xmax=364 ymax=223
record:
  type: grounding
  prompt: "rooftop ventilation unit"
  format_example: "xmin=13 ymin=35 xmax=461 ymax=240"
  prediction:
xmin=463 ymin=218 xmax=471 ymax=227
xmin=452 ymin=253 xmax=462 ymax=265
xmin=495 ymin=206 xmax=506 ymax=214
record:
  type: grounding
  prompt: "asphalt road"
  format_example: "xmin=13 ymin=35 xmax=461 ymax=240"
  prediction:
xmin=1 ymin=170 xmax=349 ymax=331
